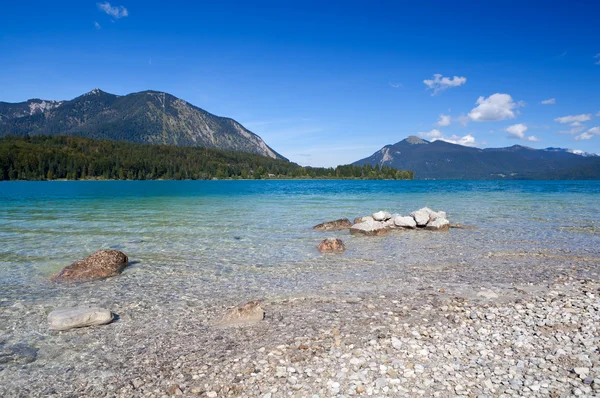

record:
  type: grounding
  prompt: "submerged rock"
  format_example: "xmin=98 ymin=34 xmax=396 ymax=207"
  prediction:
xmin=48 ymin=307 xmax=114 ymax=331
xmin=215 ymin=300 xmax=265 ymax=327
xmin=350 ymin=219 xmax=389 ymax=236
xmin=394 ymin=215 xmax=417 ymax=229
xmin=52 ymin=250 xmax=128 ymax=282
xmin=354 ymin=216 xmax=374 ymax=224
xmin=425 ymin=217 xmax=450 ymax=231
xmin=313 ymin=218 xmax=352 ymax=231
xmin=318 ymin=238 xmax=346 ymax=253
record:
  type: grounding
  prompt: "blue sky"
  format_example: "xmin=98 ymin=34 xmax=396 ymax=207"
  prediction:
xmin=1 ymin=0 xmax=599 ymax=166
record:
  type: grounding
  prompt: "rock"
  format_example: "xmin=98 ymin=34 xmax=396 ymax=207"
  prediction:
xmin=215 ymin=300 xmax=265 ymax=326
xmin=410 ymin=208 xmax=431 ymax=227
xmin=372 ymin=211 xmax=392 ymax=221
xmin=48 ymin=307 xmax=114 ymax=331
xmin=391 ymin=337 xmax=402 ymax=349
xmin=313 ymin=218 xmax=352 ymax=231
xmin=354 ymin=216 xmax=374 ymax=224
xmin=393 ymin=215 xmax=417 ymax=229
xmin=425 ymin=217 xmax=450 ymax=231
xmin=168 ymin=385 xmax=183 ymax=396
xmin=350 ymin=219 xmax=389 ymax=236
xmin=318 ymin=238 xmax=345 ymax=253
xmin=52 ymin=250 xmax=128 ymax=282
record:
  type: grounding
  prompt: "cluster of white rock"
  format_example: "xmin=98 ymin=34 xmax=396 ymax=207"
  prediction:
xmin=350 ymin=207 xmax=449 ymax=236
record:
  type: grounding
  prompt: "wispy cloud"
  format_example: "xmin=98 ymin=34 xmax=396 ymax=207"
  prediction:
xmin=576 ymin=127 xmax=600 ymax=141
xmin=554 ymin=114 xmax=592 ymax=124
xmin=506 ymin=123 xmax=539 ymax=142
xmin=468 ymin=93 xmax=521 ymax=122
xmin=417 ymin=129 xmax=477 ymax=146
xmin=423 ymin=74 xmax=466 ymax=95
xmin=436 ymin=114 xmax=451 ymax=127
xmin=389 ymin=82 xmax=403 ymax=89
xmin=94 ymin=21 xmax=101 ymax=29
xmin=595 ymin=53 xmax=600 ymax=65
xmin=97 ymin=2 xmax=128 ymax=19
xmin=541 ymin=98 xmax=555 ymax=105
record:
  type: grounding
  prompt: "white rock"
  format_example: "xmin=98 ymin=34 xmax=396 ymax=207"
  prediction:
xmin=425 ymin=218 xmax=450 ymax=231
xmin=372 ymin=211 xmax=392 ymax=221
xmin=48 ymin=307 xmax=113 ymax=331
xmin=477 ymin=290 xmax=499 ymax=299
xmin=394 ymin=215 xmax=417 ymax=229
xmin=391 ymin=337 xmax=402 ymax=349
xmin=350 ymin=219 xmax=389 ymax=236
xmin=410 ymin=209 xmax=431 ymax=226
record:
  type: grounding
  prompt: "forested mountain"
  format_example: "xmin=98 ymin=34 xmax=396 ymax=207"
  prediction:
xmin=354 ymin=136 xmax=600 ymax=180
xmin=0 ymin=135 xmax=414 ymax=181
xmin=0 ymin=89 xmax=285 ymax=160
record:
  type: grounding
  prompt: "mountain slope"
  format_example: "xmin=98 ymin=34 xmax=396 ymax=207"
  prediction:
xmin=0 ymin=89 xmax=285 ymax=160
xmin=353 ymin=136 xmax=600 ymax=179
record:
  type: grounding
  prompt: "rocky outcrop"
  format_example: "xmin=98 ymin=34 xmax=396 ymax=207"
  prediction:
xmin=52 ymin=250 xmax=128 ymax=282
xmin=350 ymin=219 xmax=390 ymax=236
xmin=351 ymin=207 xmax=451 ymax=235
xmin=318 ymin=238 xmax=346 ymax=253
xmin=48 ymin=307 xmax=114 ymax=330
xmin=313 ymin=218 xmax=352 ymax=231
xmin=215 ymin=301 xmax=265 ymax=327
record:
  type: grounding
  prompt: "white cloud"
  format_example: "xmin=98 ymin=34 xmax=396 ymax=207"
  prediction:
xmin=596 ymin=53 xmax=600 ymax=65
xmin=97 ymin=2 xmax=128 ymax=19
xmin=576 ymin=133 xmax=593 ymax=140
xmin=417 ymin=129 xmax=477 ymax=147
xmin=94 ymin=21 xmax=101 ymax=29
xmin=442 ymin=134 xmax=477 ymax=146
xmin=418 ymin=129 xmax=443 ymax=140
xmin=554 ymin=114 xmax=592 ymax=124
xmin=456 ymin=115 xmax=470 ymax=127
xmin=468 ymin=93 xmax=520 ymax=122
xmin=558 ymin=126 xmax=585 ymax=135
xmin=389 ymin=82 xmax=403 ymax=88
xmin=423 ymin=74 xmax=467 ymax=95
xmin=541 ymin=98 xmax=556 ymax=105
xmin=575 ymin=127 xmax=600 ymax=141
xmin=571 ymin=121 xmax=582 ymax=127
xmin=505 ymin=123 xmax=539 ymax=142
xmin=436 ymin=114 xmax=451 ymax=127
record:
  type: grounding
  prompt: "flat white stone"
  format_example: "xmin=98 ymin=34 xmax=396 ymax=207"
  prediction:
xmin=394 ymin=215 xmax=417 ymax=229
xmin=48 ymin=307 xmax=113 ymax=331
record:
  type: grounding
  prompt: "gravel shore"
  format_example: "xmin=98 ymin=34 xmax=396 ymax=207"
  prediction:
xmin=1 ymin=271 xmax=599 ymax=397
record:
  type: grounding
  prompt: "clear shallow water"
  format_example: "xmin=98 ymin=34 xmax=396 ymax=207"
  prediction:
xmin=1 ymin=180 xmax=600 ymax=302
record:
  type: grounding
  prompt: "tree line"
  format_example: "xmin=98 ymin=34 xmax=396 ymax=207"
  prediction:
xmin=0 ymin=135 xmax=414 ymax=181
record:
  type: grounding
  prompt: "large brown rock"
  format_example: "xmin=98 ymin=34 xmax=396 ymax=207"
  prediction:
xmin=215 ymin=300 xmax=265 ymax=327
xmin=52 ymin=250 xmax=129 ymax=282
xmin=318 ymin=238 xmax=346 ymax=253
xmin=313 ymin=218 xmax=352 ymax=231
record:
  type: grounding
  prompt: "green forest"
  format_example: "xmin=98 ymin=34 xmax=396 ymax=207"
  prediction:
xmin=0 ymin=135 xmax=414 ymax=181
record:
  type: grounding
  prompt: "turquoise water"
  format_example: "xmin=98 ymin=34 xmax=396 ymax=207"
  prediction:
xmin=1 ymin=180 xmax=600 ymax=302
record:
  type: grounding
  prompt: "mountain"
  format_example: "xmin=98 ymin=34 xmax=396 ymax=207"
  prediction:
xmin=353 ymin=136 xmax=600 ymax=179
xmin=0 ymin=89 xmax=285 ymax=160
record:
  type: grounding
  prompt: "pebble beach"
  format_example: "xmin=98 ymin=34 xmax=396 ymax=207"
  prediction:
xmin=1 ymin=180 xmax=600 ymax=397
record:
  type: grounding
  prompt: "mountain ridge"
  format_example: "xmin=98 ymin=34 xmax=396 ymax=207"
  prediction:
xmin=0 ymin=88 xmax=286 ymax=160
xmin=353 ymin=136 xmax=600 ymax=180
